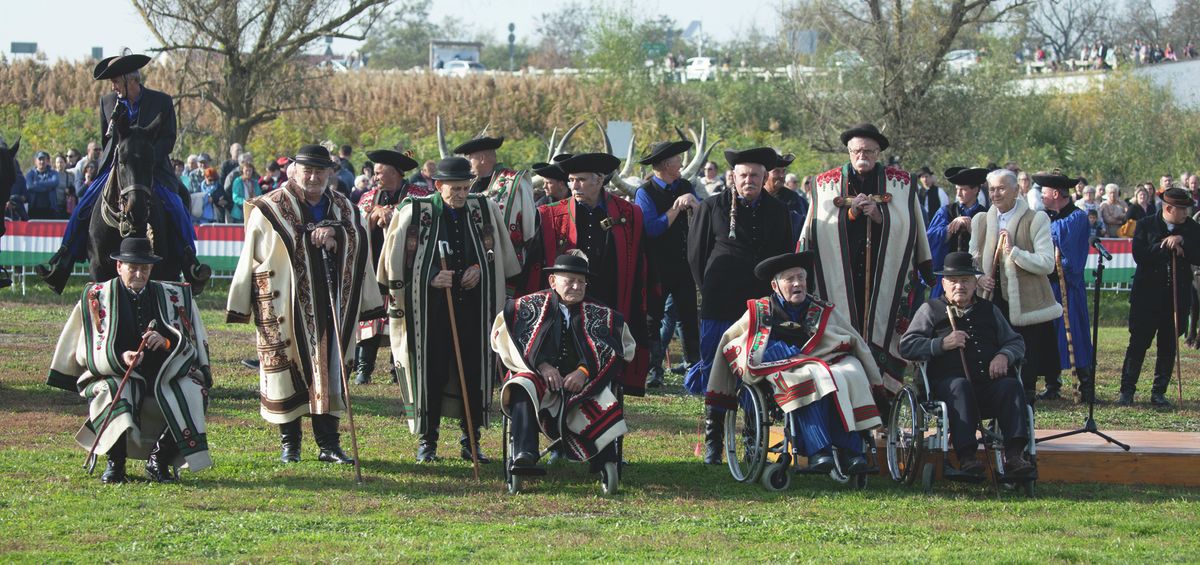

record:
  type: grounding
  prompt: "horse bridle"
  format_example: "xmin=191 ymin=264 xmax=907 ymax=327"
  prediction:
xmin=99 ymin=143 xmax=154 ymax=239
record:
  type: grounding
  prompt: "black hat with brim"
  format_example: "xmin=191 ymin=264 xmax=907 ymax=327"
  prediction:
xmin=639 ymin=139 xmax=694 ymax=166
xmin=1162 ymin=187 xmax=1194 ymax=207
xmin=935 ymin=251 xmax=984 ymax=277
xmin=773 ymin=152 xmax=796 ymax=170
xmin=918 ymin=166 xmax=934 ymax=176
xmin=93 ymin=54 xmax=151 ymax=81
xmin=557 ymin=153 xmax=620 ymax=176
xmin=839 ymin=123 xmax=890 ymax=151
xmin=1031 ymin=172 xmax=1080 ymax=190
xmin=531 ymin=162 xmax=569 ymax=182
xmin=109 ymin=237 xmax=162 ymax=264
xmin=724 ymin=147 xmax=779 ymax=170
xmin=544 ymin=254 xmax=592 ymax=277
xmin=291 ymin=144 xmax=337 ymax=169
xmin=430 ymin=156 xmax=475 ymax=181
xmin=946 ymin=167 xmax=989 ymax=187
xmin=453 ymin=136 xmax=505 ymax=155
xmin=754 ymin=251 xmax=815 ymax=281
xmin=366 ymin=149 xmax=418 ymax=173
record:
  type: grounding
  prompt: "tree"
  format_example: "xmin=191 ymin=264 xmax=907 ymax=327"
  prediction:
xmin=133 ymin=0 xmax=394 ymax=146
xmin=361 ymin=0 xmax=442 ymax=70
xmin=779 ymin=0 xmax=1032 ymax=156
xmin=1028 ymin=0 xmax=1108 ymax=62
xmin=531 ymin=1 xmax=597 ymax=68
xmin=1119 ymin=0 xmax=1170 ymax=46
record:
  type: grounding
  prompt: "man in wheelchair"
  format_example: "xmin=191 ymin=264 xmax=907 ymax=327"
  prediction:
xmin=490 ymin=253 xmax=636 ymax=473
xmin=899 ymin=252 xmax=1034 ymax=477
xmin=707 ymin=251 xmax=883 ymax=473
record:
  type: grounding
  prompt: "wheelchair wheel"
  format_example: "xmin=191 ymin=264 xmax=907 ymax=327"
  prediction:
xmin=921 ymin=462 xmax=936 ymax=493
xmin=600 ymin=461 xmax=619 ymax=496
xmin=761 ymin=461 xmax=791 ymax=491
xmin=886 ymin=386 xmax=924 ymax=485
xmin=725 ymin=382 xmax=768 ymax=483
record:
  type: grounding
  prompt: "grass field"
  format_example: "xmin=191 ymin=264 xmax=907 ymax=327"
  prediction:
xmin=1 ymin=279 xmax=1199 ymax=562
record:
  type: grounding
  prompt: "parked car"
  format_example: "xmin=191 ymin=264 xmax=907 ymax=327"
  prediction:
xmin=438 ymin=60 xmax=486 ymax=77
xmin=684 ymin=57 xmax=716 ymax=82
xmin=944 ymin=49 xmax=980 ymax=73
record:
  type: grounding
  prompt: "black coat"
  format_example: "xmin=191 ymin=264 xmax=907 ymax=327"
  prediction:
xmin=688 ymin=189 xmax=793 ymax=320
xmin=99 ymin=88 xmax=183 ymax=193
xmin=1129 ymin=213 xmax=1200 ymax=323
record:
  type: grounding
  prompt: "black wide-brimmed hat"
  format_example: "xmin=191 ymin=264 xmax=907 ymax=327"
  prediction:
xmin=453 ymin=136 xmax=505 ymax=155
xmin=291 ymin=144 xmax=337 ymax=169
xmin=724 ymin=147 xmax=779 ymax=170
xmin=93 ymin=53 xmax=151 ymax=81
xmin=754 ymin=251 xmax=815 ymax=281
xmin=531 ymin=161 xmax=568 ymax=182
xmin=366 ymin=149 xmax=418 ymax=173
xmin=109 ymin=237 xmax=162 ymax=264
xmin=557 ymin=153 xmax=620 ymax=176
xmin=935 ymin=252 xmax=983 ymax=277
xmin=918 ymin=166 xmax=934 ymax=176
xmin=430 ymin=156 xmax=475 ymax=181
xmin=946 ymin=167 xmax=989 ymax=187
xmin=1162 ymin=187 xmax=1194 ymax=207
xmin=839 ymin=123 xmax=890 ymax=151
xmin=544 ymin=253 xmax=592 ymax=277
xmin=773 ymin=152 xmax=796 ymax=170
xmin=1031 ymin=171 xmax=1080 ymax=190
xmin=639 ymin=139 xmax=694 ymax=166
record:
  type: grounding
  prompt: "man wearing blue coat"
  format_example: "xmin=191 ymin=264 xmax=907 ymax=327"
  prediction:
xmin=1036 ymin=172 xmax=1094 ymax=402
xmin=926 ymin=167 xmax=988 ymax=299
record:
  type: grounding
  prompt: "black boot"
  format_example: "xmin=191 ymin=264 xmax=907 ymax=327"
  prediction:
xmin=1073 ymin=367 xmax=1095 ymax=404
xmin=101 ymin=433 xmax=128 ymax=484
xmin=1119 ymin=349 xmax=1146 ymax=398
xmin=145 ymin=429 xmax=179 ymax=483
xmin=181 ymin=247 xmax=212 ymax=295
xmin=279 ymin=420 xmax=302 ymax=463
xmin=459 ymin=424 xmax=491 ymax=464
xmin=1037 ymin=373 xmax=1063 ymax=400
xmin=1150 ymin=375 xmax=1174 ymax=408
xmin=416 ymin=428 xmax=440 ymax=462
xmin=313 ymin=414 xmax=355 ymax=464
xmin=646 ymin=367 xmax=664 ymax=388
xmin=355 ymin=340 xmax=377 ymax=385
xmin=703 ymin=406 xmax=724 ymax=465
xmin=34 ymin=245 xmax=73 ymax=295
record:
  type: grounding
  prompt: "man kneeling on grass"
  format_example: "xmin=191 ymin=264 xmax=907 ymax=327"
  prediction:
xmin=490 ymin=253 xmax=635 ymax=471
xmin=899 ymin=251 xmax=1033 ymax=476
xmin=707 ymin=251 xmax=883 ymax=473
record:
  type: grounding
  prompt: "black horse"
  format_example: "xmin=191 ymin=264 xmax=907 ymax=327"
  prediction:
xmin=86 ymin=112 xmax=183 ymax=286
xmin=0 ymin=137 xmax=18 ymax=287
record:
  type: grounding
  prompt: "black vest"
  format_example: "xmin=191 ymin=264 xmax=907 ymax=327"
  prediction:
xmin=924 ymin=297 xmax=1002 ymax=383
xmin=640 ymin=179 xmax=693 ymax=283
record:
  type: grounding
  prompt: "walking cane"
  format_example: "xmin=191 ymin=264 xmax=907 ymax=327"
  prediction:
xmin=984 ymin=232 xmax=1007 ymax=301
xmin=863 ymin=221 xmax=873 ymax=331
xmin=944 ymin=305 xmax=973 ymax=378
xmin=1055 ymin=248 xmax=1076 ymax=377
xmin=321 ymin=248 xmax=364 ymax=485
xmin=438 ymin=241 xmax=481 ymax=480
xmin=1172 ymin=253 xmax=1185 ymax=405
xmin=85 ymin=320 xmax=156 ymax=474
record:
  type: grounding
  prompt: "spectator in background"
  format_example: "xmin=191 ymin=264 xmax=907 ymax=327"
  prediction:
xmin=338 ymin=144 xmax=355 ymax=176
xmin=54 ymin=153 xmax=75 ymax=218
xmin=24 ymin=151 xmax=60 ymax=219
xmin=219 ymin=143 xmax=243 ymax=182
xmin=723 ymin=168 xmax=735 ymax=191
xmin=350 ymin=173 xmax=371 ymax=204
xmin=409 ymin=159 xmax=435 ymax=189
xmin=224 ymin=152 xmax=253 ymax=194
xmin=1099 ymin=184 xmax=1128 ymax=236
xmin=698 ymin=160 xmax=724 ymax=199
xmin=181 ymin=156 xmax=197 ymax=191
xmin=72 ymin=141 xmax=101 ymax=192
xmin=1125 ymin=185 xmax=1156 ymax=225
xmin=73 ymin=162 xmax=97 ymax=216
xmin=1018 ymin=170 xmax=1044 ymax=212
xmin=259 ymin=160 xmax=284 ymax=193
xmin=229 ymin=162 xmax=260 ymax=223
xmin=1087 ymin=209 xmax=1106 ymax=238
xmin=198 ymin=167 xmax=224 ymax=224
xmin=190 ymin=153 xmax=212 ymax=193
xmin=1187 ymin=173 xmax=1200 ymax=208
xmin=1076 ymin=185 xmax=1100 ymax=213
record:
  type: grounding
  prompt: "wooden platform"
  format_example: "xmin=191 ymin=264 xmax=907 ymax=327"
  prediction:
xmin=770 ymin=428 xmax=1200 ymax=486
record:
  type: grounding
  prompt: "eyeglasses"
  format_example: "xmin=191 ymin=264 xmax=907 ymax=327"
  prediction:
xmin=849 ymin=149 xmax=879 ymax=156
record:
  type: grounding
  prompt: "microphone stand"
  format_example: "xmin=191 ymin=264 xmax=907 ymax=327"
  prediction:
xmin=1037 ymin=249 xmax=1130 ymax=450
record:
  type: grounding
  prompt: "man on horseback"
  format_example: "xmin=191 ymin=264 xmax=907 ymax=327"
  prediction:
xmin=35 ymin=53 xmax=211 ymax=294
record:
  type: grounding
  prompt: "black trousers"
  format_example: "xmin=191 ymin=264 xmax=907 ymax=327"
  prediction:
xmin=930 ymin=375 xmax=1029 ymax=458
xmin=1121 ymin=302 xmax=1179 ymax=395
xmin=507 ymin=385 xmax=617 ymax=471
xmin=424 ymin=290 xmax=484 ymax=435
xmin=647 ymin=278 xmax=700 ymax=368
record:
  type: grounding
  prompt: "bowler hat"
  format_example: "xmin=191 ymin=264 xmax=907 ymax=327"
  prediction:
xmin=290 ymin=144 xmax=337 ymax=169
xmin=430 ymin=156 xmax=475 ymax=181
xmin=1162 ymin=187 xmax=1194 ymax=207
xmin=935 ymin=252 xmax=983 ymax=277
xmin=109 ymin=237 xmax=162 ymax=264
xmin=839 ymin=123 xmax=890 ymax=151
xmin=544 ymin=253 xmax=592 ymax=277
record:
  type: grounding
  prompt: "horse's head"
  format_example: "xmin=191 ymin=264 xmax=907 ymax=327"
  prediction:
xmin=0 ymin=137 xmax=19 ymax=192
xmin=113 ymin=113 xmax=161 ymax=237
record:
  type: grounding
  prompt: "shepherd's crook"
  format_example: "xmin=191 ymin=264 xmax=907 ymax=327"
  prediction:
xmin=85 ymin=320 xmax=156 ymax=474
xmin=438 ymin=241 xmax=482 ymax=480
xmin=322 ymin=247 xmax=364 ymax=485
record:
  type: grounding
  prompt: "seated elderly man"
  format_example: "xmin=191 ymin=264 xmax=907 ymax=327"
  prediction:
xmin=707 ymin=251 xmax=883 ymax=473
xmin=490 ymin=253 xmax=636 ymax=471
xmin=899 ymin=252 xmax=1033 ymax=476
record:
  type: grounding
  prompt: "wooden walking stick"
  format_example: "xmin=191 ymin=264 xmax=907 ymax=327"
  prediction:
xmin=984 ymin=232 xmax=1007 ymax=301
xmin=438 ymin=241 xmax=481 ymax=480
xmin=863 ymin=221 xmax=873 ymax=331
xmin=322 ymin=247 xmax=364 ymax=485
xmin=1055 ymin=248 xmax=1076 ymax=375
xmin=945 ymin=305 xmax=973 ymax=378
xmin=85 ymin=320 xmax=156 ymax=474
xmin=1172 ymin=253 xmax=1185 ymax=405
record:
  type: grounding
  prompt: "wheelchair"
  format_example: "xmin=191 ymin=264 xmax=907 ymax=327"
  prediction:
xmin=723 ymin=379 xmax=879 ymax=491
xmin=501 ymin=383 xmax=623 ymax=496
xmin=885 ymin=361 xmax=1038 ymax=496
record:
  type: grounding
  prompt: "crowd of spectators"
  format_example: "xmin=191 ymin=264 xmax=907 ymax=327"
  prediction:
xmin=1021 ymin=38 xmax=1198 ymax=73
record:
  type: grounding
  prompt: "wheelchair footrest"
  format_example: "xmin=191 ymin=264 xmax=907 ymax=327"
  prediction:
xmin=996 ymin=471 xmax=1037 ymax=483
xmin=509 ymin=465 xmax=548 ymax=477
xmin=943 ymin=467 xmax=988 ymax=483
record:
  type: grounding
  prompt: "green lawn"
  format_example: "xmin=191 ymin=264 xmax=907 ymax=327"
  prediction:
xmin=1 ymin=280 xmax=1198 ymax=562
